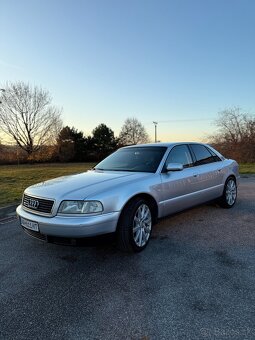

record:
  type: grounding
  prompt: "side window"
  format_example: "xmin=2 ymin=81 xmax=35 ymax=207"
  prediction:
xmin=208 ymin=148 xmax=222 ymax=162
xmin=190 ymin=144 xmax=216 ymax=165
xmin=165 ymin=145 xmax=193 ymax=169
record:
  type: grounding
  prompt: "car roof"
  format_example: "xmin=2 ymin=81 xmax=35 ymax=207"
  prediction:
xmin=122 ymin=142 xmax=225 ymax=161
xmin=123 ymin=142 xmax=205 ymax=148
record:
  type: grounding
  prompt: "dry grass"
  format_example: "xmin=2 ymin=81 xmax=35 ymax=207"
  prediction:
xmin=239 ymin=163 xmax=255 ymax=174
xmin=0 ymin=163 xmax=95 ymax=207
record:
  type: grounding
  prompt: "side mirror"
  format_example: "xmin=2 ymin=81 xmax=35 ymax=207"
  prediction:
xmin=166 ymin=163 xmax=184 ymax=172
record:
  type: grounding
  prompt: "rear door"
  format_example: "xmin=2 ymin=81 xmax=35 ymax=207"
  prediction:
xmin=189 ymin=144 xmax=225 ymax=199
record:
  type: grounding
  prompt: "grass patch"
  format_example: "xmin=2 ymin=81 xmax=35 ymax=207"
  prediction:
xmin=0 ymin=163 xmax=95 ymax=207
xmin=0 ymin=162 xmax=254 ymax=207
xmin=239 ymin=163 xmax=255 ymax=174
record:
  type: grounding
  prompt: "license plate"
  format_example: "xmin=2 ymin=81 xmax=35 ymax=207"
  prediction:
xmin=20 ymin=217 xmax=39 ymax=232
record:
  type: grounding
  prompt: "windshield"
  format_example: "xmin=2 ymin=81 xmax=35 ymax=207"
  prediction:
xmin=95 ymin=147 xmax=167 ymax=173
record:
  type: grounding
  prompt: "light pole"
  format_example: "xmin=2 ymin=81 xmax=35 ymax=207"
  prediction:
xmin=153 ymin=121 xmax=158 ymax=143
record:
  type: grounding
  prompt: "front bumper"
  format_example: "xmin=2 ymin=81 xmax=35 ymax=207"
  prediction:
xmin=16 ymin=205 xmax=120 ymax=238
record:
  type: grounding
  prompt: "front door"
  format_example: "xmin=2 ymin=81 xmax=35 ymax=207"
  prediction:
xmin=159 ymin=144 xmax=198 ymax=216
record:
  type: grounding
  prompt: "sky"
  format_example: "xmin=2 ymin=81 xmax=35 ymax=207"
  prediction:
xmin=0 ymin=0 xmax=255 ymax=142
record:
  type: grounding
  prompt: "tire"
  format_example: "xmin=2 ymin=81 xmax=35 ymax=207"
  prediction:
xmin=117 ymin=198 xmax=153 ymax=252
xmin=218 ymin=177 xmax=237 ymax=208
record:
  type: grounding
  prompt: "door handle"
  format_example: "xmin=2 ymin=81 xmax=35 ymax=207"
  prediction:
xmin=193 ymin=173 xmax=198 ymax=177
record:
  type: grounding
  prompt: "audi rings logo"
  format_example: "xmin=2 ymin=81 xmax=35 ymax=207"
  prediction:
xmin=26 ymin=198 xmax=40 ymax=209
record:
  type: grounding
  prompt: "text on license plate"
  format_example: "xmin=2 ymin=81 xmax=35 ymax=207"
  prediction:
xmin=20 ymin=217 xmax=39 ymax=232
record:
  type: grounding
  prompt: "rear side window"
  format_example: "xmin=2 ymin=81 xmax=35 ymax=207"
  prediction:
xmin=164 ymin=145 xmax=193 ymax=169
xmin=207 ymin=148 xmax=222 ymax=162
xmin=190 ymin=144 xmax=216 ymax=165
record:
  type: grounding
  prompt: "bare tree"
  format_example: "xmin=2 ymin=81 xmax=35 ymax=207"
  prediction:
xmin=0 ymin=81 xmax=62 ymax=156
xmin=119 ymin=117 xmax=149 ymax=145
xmin=214 ymin=108 xmax=253 ymax=143
xmin=210 ymin=107 xmax=255 ymax=162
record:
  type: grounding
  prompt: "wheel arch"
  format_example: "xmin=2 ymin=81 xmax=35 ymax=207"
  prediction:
xmin=118 ymin=193 xmax=158 ymax=226
xmin=225 ymin=174 xmax=237 ymax=184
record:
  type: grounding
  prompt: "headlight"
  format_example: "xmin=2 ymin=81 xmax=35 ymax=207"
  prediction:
xmin=58 ymin=200 xmax=103 ymax=214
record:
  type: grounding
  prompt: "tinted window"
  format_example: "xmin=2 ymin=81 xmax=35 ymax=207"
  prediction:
xmin=164 ymin=145 xmax=193 ymax=169
xmin=95 ymin=147 xmax=167 ymax=173
xmin=190 ymin=144 xmax=216 ymax=165
xmin=207 ymin=148 xmax=222 ymax=162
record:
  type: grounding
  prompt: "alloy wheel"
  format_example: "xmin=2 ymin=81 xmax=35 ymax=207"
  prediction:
xmin=225 ymin=179 xmax=237 ymax=206
xmin=132 ymin=204 xmax=152 ymax=247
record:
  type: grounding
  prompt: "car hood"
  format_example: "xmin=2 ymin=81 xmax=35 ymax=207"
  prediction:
xmin=25 ymin=170 xmax=152 ymax=201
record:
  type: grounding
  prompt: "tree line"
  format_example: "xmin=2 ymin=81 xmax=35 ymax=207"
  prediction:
xmin=210 ymin=107 xmax=255 ymax=163
xmin=0 ymin=81 xmax=254 ymax=164
xmin=0 ymin=119 xmax=149 ymax=164
xmin=0 ymin=82 xmax=149 ymax=164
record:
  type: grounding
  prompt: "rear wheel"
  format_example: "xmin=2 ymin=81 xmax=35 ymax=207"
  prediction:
xmin=117 ymin=198 xmax=153 ymax=252
xmin=218 ymin=177 xmax=237 ymax=208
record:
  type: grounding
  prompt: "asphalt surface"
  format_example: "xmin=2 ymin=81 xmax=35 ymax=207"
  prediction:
xmin=1 ymin=177 xmax=255 ymax=340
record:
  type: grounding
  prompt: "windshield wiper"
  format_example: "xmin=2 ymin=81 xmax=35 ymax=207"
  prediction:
xmin=94 ymin=168 xmax=118 ymax=171
xmin=95 ymin=168 xmax=135 ymax=172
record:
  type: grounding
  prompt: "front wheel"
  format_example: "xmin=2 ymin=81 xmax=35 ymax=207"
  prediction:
xmin=117 ymin=198 xmax=153 ymax=252
xmin=218 ymin=177 xmax=237 ymax=208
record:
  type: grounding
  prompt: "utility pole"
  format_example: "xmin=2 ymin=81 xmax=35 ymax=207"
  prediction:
xmin=153 ymin=121 xmax=158 ymax=143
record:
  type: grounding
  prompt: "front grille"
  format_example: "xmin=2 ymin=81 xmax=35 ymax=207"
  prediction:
xmin=22 ymin=194 xmax=54 ymax=214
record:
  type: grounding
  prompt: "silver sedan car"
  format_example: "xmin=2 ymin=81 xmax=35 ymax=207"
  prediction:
xmin=17 ymin=142 xmax=239 ymax=252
